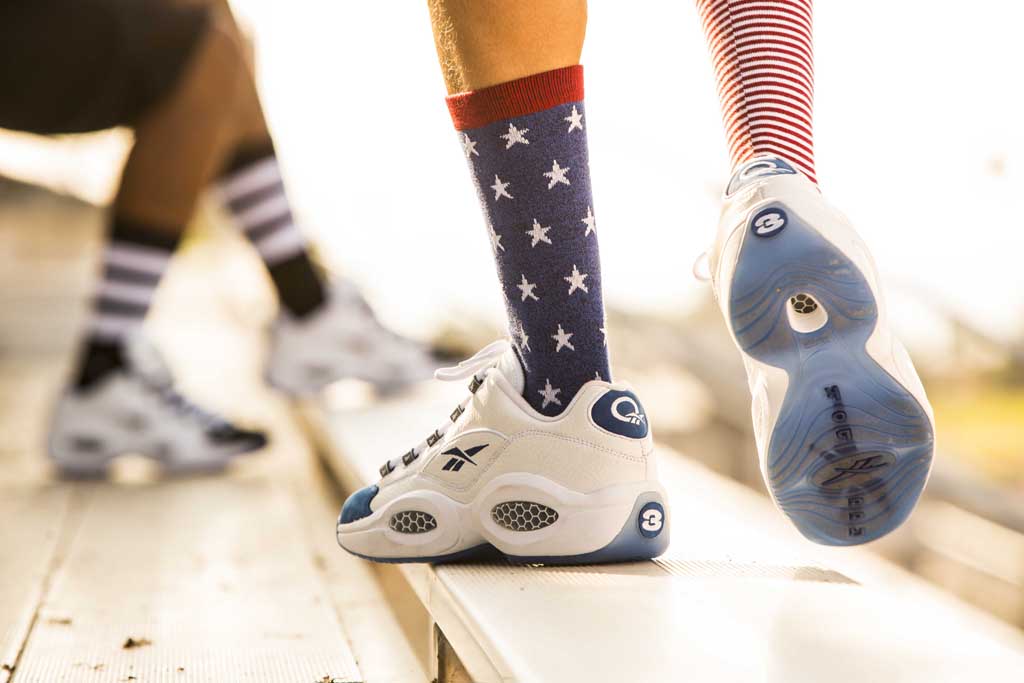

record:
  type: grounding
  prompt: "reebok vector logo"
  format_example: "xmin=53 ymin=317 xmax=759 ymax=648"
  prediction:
xmin=441 ymin=444 xmax=489 ymax=472
xmin=812 ymin=451 xmax=896 ymax=490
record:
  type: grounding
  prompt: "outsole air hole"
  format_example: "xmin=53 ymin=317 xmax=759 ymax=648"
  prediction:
xmin=491 ymin=501 xmax=559 ymax=532
xmin=786 ymin=293 xmax=828 ymax=333
xmin=389 ymin=510 xmax=438 ymax=534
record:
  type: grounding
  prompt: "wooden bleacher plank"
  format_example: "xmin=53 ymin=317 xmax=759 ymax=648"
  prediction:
xmin=0 ymin=487 xmax=74 ymax=682
xmin=290 ymin=452 xmax=432 ymax=683
xmin=12 ymin=477 xmax=361 ymax=683
xmin=304 ymin=384 xmax=1024 ymax=683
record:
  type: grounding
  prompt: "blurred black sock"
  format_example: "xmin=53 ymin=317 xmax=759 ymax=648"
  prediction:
xmin=263 ymin=252 xmax=326 ymax=318
xmin=218 ymin=145 xmax=326 ymax=318
xmin=74 ymin=338 xmax=127 ymax=390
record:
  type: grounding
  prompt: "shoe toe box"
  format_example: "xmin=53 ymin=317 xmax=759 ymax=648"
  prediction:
xmin=206 ymin=424 xmax=269 ymax=454
xmin=339 ymin=484 xmax=380 ymax=525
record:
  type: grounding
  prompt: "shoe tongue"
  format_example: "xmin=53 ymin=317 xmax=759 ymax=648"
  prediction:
xmin=123 ymin=334 xmax=173 ymax=387
xmin=495 ymin=346 xmax=525 ymax=394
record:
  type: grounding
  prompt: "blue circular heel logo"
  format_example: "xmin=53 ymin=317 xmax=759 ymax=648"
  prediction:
xmin=637 ymin=502 xmax=665 ymax=538
xmin=591 ymin=390 xmax=648 ymax=439
xmin=751 ymin=207 xmax=787 ymax=238
xmin=727 ymin=157 xmax=797 ymax=195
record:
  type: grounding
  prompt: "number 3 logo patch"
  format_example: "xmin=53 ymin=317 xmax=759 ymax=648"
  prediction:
xmin=638 ymin=502 xmax=665 ymax=538
xmin=751 ymin=207 xmax=788 ymax=238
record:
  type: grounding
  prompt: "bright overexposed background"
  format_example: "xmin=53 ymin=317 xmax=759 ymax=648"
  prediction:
xmin=236 ymin=0 xmax=1024 ymax=343
xmin=1 ymin=1 xmax=1022 ymax=344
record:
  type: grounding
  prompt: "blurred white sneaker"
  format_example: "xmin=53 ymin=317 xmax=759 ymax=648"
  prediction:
xmin=49 ymin=336 xmax=267 ymax=478
xmin=266 ymin=278 xmax=437 ymax=396
xmin=705 ymin=156 xmax=935 ymax=545
xmin=336 ymin=340 xmax=669 ymax=564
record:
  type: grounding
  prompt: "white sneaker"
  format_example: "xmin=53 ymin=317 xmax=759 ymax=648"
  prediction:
xmin=705 ymin=156 xmax=935 ymax=545
xmin=336 ymin=341 xmax=669 ymax=564
xmin=266 ymin=278 xmax=437 ymax=397
xmin=49 ymin=336 xmax=267 ymax=478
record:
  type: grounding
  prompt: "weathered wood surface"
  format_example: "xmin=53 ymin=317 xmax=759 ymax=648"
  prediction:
xmin=0 ymin=185 xmax=366 ymax=682
xmin=0 ymin=487 xmax=74 ymax=683
xmin=12 ymin=478 xmax=360 ymax=683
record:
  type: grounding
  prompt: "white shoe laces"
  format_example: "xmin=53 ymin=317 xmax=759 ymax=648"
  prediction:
xmin=378 ymin=339 xmax=510 ymax=478
xmin=432 ymin=339 xmax=509 ymax=381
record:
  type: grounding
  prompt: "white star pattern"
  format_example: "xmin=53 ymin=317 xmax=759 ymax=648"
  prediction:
xmin=500 ymin=123 xmax=530 ymax=149
xmin=461 ymin=133 xmax=479 ymax=158
xmin=488 ymin=223 xmax=504 ymax=252
xmin=463 ymin=103 xmax=609 ymax=413
xmin=519 ymin=327 xmax=531 ymax=352
xmin=526 ymin=219 xmax=552 ymax=247
xmin=543 ymin=159 xmax=571 ymax=189
xmin=581 ymin=206 xmax=596 ymax=236
xmin=564 ymin=105 xmax=583 ymax=132
xmin=491 ymin=175 xmax=513 ymax=201
xmin=552 ymin=324 xmax=575 ymax=352
xmin=538 ymin=379 xmax=562 ymax=409
xmin=564 ymin=264 xmax=590 ymax=295
xmin=517 ymin=274 xmax=539 ymax=302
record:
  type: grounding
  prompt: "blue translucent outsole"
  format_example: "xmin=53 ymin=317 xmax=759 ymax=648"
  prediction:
xmin=728 ymin=204 xmax=934 ymax=546
xmin=338 ymin=492 xmax=669 ymax=565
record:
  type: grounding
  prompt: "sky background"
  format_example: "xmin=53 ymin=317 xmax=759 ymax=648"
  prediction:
xmin=2 ymin=1 xmax=1022 ymax=347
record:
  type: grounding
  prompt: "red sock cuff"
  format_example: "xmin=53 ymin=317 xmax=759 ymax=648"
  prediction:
xmin=446 ymin=65 xmax=584 ymax=131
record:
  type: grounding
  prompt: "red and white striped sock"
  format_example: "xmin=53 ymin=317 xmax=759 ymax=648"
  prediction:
xmin=696 ymin=0 xmax=817 ymax=185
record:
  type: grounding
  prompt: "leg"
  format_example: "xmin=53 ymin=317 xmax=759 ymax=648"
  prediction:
xmin=113 ymin=13 xmax=249 ymax=230
xmin=213 ymin=95 xmax=329 ymax=320
xmin=119 ymin=0 xmax=432 ymax=396
xmin=430 ymin=0 xmax=607 ymax=415
xmin=428 ymin=0 xmax=587 ymax=92
xmin=37 ymin=2 xmax=268 ymax=474
xmin=335 ymin=1 xmax=669 ymax=565
xmin=81 ymin=7 xmax=252 ymax=384
xmin=695 ymin=0 xmax=817 ymax=183
xmin=694 ymin=1 xmax=936 ymax=545
xmin=208 ymin=9 xmax=435 ymax=395
xmin=169 ymin=0 xmax=330 ymax=319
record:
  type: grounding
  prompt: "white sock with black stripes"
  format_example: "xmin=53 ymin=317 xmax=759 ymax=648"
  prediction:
xmin=75 ymin=218 xmax=179 ymax=389
xmin=217 ymin=151 xmax=326 ymax=317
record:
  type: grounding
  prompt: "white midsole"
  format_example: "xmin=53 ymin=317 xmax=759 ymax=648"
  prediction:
xmin=337 ymin=473 xmax=667 ymax=560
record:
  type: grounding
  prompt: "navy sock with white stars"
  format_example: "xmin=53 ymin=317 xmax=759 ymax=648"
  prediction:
xmin=447 ymin=66 xmax=610 ymax=415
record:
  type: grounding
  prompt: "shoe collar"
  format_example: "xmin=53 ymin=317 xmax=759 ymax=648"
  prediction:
xmin=484 ymin=360 xmax=635 ymax=426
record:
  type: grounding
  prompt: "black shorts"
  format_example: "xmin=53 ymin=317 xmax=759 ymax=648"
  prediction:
xmin=0 ymin=0 xmax=210 ymax=134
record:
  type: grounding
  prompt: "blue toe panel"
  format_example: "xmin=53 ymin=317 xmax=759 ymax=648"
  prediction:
xmin=340 ymin=484 xmax=379 ymax=524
